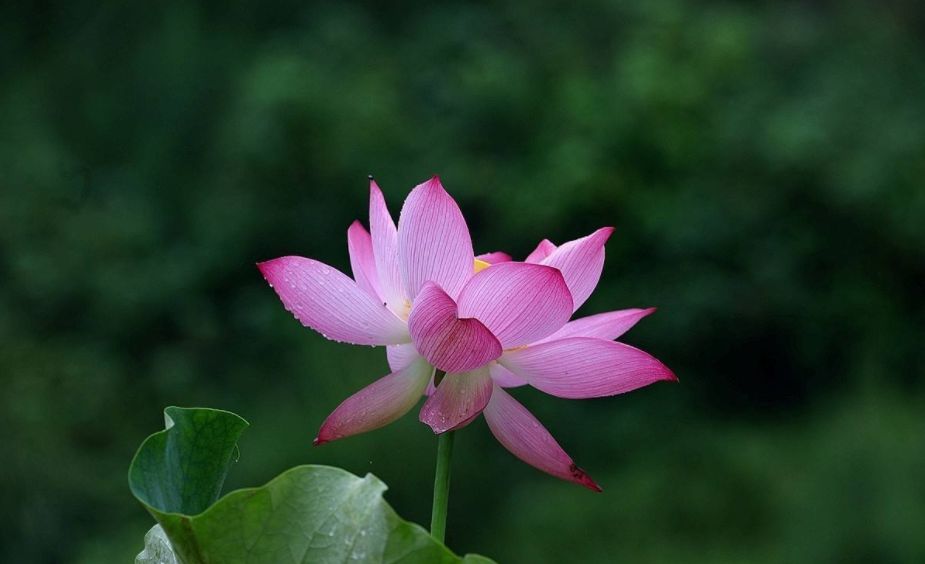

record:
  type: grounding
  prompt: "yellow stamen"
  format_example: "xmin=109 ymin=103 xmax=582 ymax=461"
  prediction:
xmin=473 ymin=258 xmax=491 ymax=273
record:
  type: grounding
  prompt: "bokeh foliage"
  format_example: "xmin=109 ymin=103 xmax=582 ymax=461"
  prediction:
xmin=1 ymin=1 xmax=923 ymax=562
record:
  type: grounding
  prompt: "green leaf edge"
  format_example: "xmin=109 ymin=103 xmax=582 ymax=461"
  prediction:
xmin=129 ymin=406 xmax=250 ymax=516
xmin=128 ymin=406 xmax=495 ymax=564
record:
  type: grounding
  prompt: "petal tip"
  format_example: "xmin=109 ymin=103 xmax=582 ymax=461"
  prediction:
xmin=256 ymin=257 xmax=284 ymax=278
xmin=313 ymin=424 xmax=334 ymax=445
xmin=570 ymin=464 xmax=603 ymax=492
xmin=418 ymin=411 xmax=447 ymax=434
xmin=421 ymin=175 xmax=445 ymax=192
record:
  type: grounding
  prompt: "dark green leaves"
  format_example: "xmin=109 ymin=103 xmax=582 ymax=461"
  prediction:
xmin=129 ymin=407 xmax=494 ymax=564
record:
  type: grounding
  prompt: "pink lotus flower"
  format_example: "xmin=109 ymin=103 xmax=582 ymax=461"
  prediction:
xmin=258 ymin=176 xmax=675 ymax=490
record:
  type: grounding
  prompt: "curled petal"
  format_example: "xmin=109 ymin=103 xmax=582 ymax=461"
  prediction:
xmin=369 ymin=179 xmax=406 ymax=313
xmin=258 ymin=256 xmax=409 ymax=345
xmin=525 ymin=239 xmax=557 ymax=263
xmin=347 ymin=221 xmax=382 ymax=301
xmin=483 ymin=385 xmax=601 ymax=491
xmin=476 ymin=251 xmax=512 ymax=264
xmin=541 ymin=227 xmax=613 ymax=312
xmin=314 ymin=357 xmax=433 ymax=444
xmin=419 ymin=368 xmax=493 ymax=433
xmin=408 ymin=282 xmax=502 ymax=373
xmin=536 ymin=307 xmax=656 ymax=344
xmin=500 ymin=337 xmax=676 ymax=398
xmin=457 ymin=262 xmax=573 ymax=348
xmin=397 ymin=177 xmax=474 ymax=300
xmin=489 ymin=363 xmax=528 ymax=388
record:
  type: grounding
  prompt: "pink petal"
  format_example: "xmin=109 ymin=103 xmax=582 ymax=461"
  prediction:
xmin=540 ymin=227 xmax=613 ymax=312
xmin=536 ymin=307 xmax=656 ymax=344
xmin=369 ymin=179 xmax=406 ymax=313
xmin=476 ymin=251 xmax=512 ymax=264
xmin=424 ymin=374 xmax=437 ymax=397
xmin=457 ymin=262 xmax=573 ymax=348
xmin=407 ymin=282 xmax=502 ymax=373
xmin=386 ymin=343 xmax=420 ymax=371
xmin=419 ymin=368 xmax=493 ymax=433
xmin=347 ymin=220 xmax=382 ymax=301
xmin=499 ymin=337 xmax=676 ymax=399
xmin=397 ymin=176 xmax=474 ymax=300
xmin=314 ymin=357 xmax=432 ymax=445
xmin=525 ymin=239 xmax=557 ymax=263
xmin=385 ymin=346 xmax=437 ymax=396
xmin=483 ymin=385 xmax=601 ymax=491
xmin=258 ymin=256 xmax=409 ymax=345
xmin=489 ymin=363 xmax=528 ymax=388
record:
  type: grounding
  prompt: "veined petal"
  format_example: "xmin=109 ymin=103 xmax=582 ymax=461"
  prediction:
xmin=483 ymin=385 xmax=601 ymax=491
xmin=385 ymin=343 xmax=438 ymax=396
xmin=408 ymin=282 xmax=502 ymax=373
xmin=499 ymin=337 xmax=676 ymax=399
xmin=541 ymin=227 xmax=613 ymax=312
xmin=397 ymin=176 xmax=474 ymax=300
xmin=457 ymin=262 xmax=573 ymax=348
xmin=489 ymin=363 xmax=528 ymax=388
xmin=536 ymin=307 xmax=656 ymax=344
xmin=347 ymin=221 xmax=382 ymax=301
xmin=476 ymin=251 xmax=512 ymax=264
xmin=258 ymin=256 xmax=409 ymax=345
xmin=369 ymin=179 xmax=406 ymax=313
xmin=386 ymin=342 xmax=420 ymax=371
xmin=314 ymin=357 xmax=432 ymax=444
xmin=525 ymin=239 xmax=557 ymax=263
xmin=419 ymin=368 xmax=493 ymax=433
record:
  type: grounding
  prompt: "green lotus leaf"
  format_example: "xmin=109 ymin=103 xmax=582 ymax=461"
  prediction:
xmin=129 ymin=406 xmax=494 ymax=563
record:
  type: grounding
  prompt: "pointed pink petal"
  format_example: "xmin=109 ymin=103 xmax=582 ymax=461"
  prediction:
xmin=541 ymin=227 xmax=613 ymax=312
xmin=483 ymin=385 xmax=601 ymax=491
xmin=369 ymin=179 xmax=406 ymax=313
xmin=407 ymin=282 xmax=502 ymax=373
xmin=397 ymin=177 xmax=474 ymax=300
xmin=419 ymin=368 xmax=493 ymax=433
xmin=347 ymin=221 xmax=382 ymax=301
xmin=314 ymin=357 xmax=432 ymax=444
xmin=457 ymin=262 xmax=573 ymax=348
xmin=525 ymin=239 xmax=557 ymax=263
xmin=489 ymin=363 xmax=528 ymax=388
xmin=500 ymin=337 xmax=676 ymax=399
xmin=258 ymin=256 xmax=409 ymax=345
xmin=536 ymin=307 xmax=656 ymax=344
xmin=476 ymin=251 xmax=512 ymax=264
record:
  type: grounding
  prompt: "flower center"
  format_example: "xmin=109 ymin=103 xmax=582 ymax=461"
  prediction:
xmin=473 ymin=258 xmax=491 ymax=273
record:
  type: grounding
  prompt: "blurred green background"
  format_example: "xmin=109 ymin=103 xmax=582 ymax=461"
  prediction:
xmin=3 ymin=1 xmax=924 ymax=562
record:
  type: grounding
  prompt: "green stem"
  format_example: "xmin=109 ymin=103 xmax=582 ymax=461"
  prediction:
xmin=430 ymin=430 xmax=455 ymax=543
xmin=429 ymin=369 xmax=453 ymax=542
